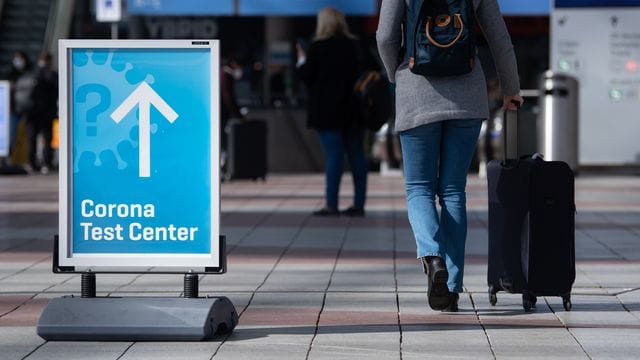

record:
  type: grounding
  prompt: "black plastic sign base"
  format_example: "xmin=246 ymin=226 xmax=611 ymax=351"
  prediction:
xmin=37 ymin=296 xmax=238 ymax=341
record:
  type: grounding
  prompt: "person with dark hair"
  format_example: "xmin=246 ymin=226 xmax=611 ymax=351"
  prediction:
xmin=25 ymin=51 xmax=58 ymax=173
xmin=297 ymin=7 xmax=368 ymax=217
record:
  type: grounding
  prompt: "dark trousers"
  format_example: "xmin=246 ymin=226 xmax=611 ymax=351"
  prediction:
xmin=27 ymin=117 xmax=54 ymax=170
xmin=317 ymin=128 xmax=368 ymax=210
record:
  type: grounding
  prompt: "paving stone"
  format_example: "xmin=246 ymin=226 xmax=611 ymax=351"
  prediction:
xmin=0 ymin=326 xmax=46 ymax=360
xmin=120 ymin=342 xmax=219 ymax=360
xmin=25 ymin=342 xmax=130 ymax=360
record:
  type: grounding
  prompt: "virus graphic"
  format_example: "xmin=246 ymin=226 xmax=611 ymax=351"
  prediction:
xmin=72 ymin=49 xmax=158 ymax=174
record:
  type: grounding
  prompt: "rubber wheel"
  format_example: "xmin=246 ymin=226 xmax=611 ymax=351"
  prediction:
xmin=563 ymin=296 xmax=572 ymax=311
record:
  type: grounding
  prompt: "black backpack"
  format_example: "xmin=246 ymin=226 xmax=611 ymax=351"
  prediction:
xmin=405 ymin=0 xmax=476 ymax=77
xmin=354 ymin=70 xmax=392 ymax=132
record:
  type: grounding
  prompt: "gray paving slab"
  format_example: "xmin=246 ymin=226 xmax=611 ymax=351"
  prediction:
xmin=199 ymin=265 xmax=273 ymax=292
xmin=0 ymin=267 xmax=76 ymax=293
xmin=475 ymin=293 xmax=588 ymax=359
xmin=214 ymin=291 xmax=324 ymax=359
xmin=308 ymin=330 xmax=400 ymax=360
xmin=577 ymin=263 xmax=640 ymax=290
xmin=0 ymin=326 xmax=45 ymax=360
xmin=44 ymin=273 xmax=141 ymax=294
xmin=119 ymin=342 xmax=220 ymax=360
xmin=259 ymin=266 xmax=334 ymax=292
xmin=213 ymin=336 xmax=313 ymax=360
xmin=24 ymin=342 xmax=131 ymax=360
xmin=290 ymin=227 xmax=348 ymax=250
xmin=221 ymin=226 xmax=254 ymax=246
xmin=342 ymin=228 xmax=394 ymax=252
xmin=399 ymin=292 xmax=493 ymax=360
xmin=114 ymin=274 xmax=190 ymax=293
xmin=328 ymin=264 xmax=396 ymax=292
xmin=0 ymin=228 xmax=57 ymax=241
xmin=232 ymin=227 xmax=303 ymax=248
xmin=310 ymin=292 xmax=400 ymax=360
xmin=549 ymin=294 xmax=640 ymax=327
xmin=568 ymin=328 xmax=640 ymax=360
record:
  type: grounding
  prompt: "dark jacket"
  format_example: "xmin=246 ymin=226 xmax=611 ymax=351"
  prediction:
xmin=298 ymin=36 xmax=361 ymax=130
xmin=220 ymin=68 xmax=241 ymax=124
xmin=29 ymin=66 xmax=58 ymax=124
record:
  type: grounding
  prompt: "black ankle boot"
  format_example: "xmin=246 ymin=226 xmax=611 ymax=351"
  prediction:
xmin=441 ymin=292 xmax=459 ymax=312
xmin=420 ymin=256 xmax=450 ymax=310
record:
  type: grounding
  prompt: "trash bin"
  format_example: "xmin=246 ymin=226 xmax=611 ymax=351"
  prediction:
xmin=537 ymin=71 xmax=579 ymax=171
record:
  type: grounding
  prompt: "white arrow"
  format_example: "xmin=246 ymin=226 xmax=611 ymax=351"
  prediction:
xmin=110 ymin=82 xmax=178 ymax=178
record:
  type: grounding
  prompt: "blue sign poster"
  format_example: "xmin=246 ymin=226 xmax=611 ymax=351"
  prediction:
xmin=0 ymin=81 xmax=8 ymax=157
xmin=498 ymin=0 xmax=549 ymax=15
xmin=127 ymin=0 xmax=234 ymax=15
xmin=239 ymin=0 xmax=377 ymax=16
xmin=556 ymin=0 xmax=640 ymax=7
xmin=58 ymin=40 xmax=220 ymax=270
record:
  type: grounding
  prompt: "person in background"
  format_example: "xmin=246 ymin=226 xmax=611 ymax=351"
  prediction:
xmin=7 ymin=51 xmax=32 ymax=158
xmin=220 ymin=56 xmax=244 ymax=174
xmin=26 ymin=51 xmax=58 ymax=174
xmin=377 ymin=0 xmax=523 ymax=311
xmin=297 ymin=7 xmax=368 ymax=217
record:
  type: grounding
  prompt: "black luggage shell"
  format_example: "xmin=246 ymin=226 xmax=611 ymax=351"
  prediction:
xmin=224 ymin=119 xmax=267 ymax=181
xmin=486 ymin=108 xmax=576 ymax=312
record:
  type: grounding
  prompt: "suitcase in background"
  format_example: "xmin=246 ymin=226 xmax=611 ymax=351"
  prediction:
xmin=224 ymin=119 xmax=267 ymax=181
xmin=486 ymin=105 xmax=575 ymax=312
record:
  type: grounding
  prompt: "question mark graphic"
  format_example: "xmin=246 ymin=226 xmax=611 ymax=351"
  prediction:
xmin=76 ymin=84 xmax=111 ymax=137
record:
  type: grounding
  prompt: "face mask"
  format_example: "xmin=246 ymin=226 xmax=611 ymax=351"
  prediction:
xmin=232 ymin=69 xmax=243 ymax=80
xmin=13 ymin=58 xmax=25 ymax=70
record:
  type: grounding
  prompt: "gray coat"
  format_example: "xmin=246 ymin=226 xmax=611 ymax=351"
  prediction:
xmin=376 ymin=0 xmax=520 ymax=132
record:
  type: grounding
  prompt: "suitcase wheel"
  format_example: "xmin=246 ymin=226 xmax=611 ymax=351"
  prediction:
xmin=562 ymin=295 xmax=572 ymax=311
xmin=488 ymin=287 xmax=497 ymax=306
xmin=522 ymin=293 xmax=536 ymax=312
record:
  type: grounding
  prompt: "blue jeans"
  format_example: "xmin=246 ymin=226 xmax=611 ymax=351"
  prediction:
xmin=399 ymin=119 xmax=482 ymax=293
xmin=317 ymin=129 xmax=368 ymax=210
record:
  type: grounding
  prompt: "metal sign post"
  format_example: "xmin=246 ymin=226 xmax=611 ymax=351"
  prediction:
xmin=96 ymin=0 xmax=121 ymax=39
xmin=37 ymin=40 xmax=237 ymax=341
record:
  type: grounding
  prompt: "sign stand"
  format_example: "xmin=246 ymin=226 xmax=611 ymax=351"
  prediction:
xmin=40 ymin=39 xmax=232 ymax=341
xmin=37 ymin=236 xmax=238 ymax=341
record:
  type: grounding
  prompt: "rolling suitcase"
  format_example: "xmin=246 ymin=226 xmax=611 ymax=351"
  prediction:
xmin=224 ymin=119 xmax=267 ymax=181
xmin=486 ymin=105 xmax=575 ymax=312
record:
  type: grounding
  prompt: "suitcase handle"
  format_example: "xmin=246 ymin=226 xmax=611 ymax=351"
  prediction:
xmin=502 ymin=101 xmax=520 ymax=163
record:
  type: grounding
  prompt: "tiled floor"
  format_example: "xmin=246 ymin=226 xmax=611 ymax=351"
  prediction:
xmin=0 ymin=172 xmax=639 ymax=359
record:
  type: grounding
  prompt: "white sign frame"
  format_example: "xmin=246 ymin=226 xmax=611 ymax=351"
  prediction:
xmin=0 ymin=81 xmax=9 ymax=157
xmin=58 ymin=40 xmax=221 ymax=272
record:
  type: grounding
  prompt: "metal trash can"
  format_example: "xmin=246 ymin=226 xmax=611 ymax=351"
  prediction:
xmin=538 ymin=71 xmax=579 ymax=171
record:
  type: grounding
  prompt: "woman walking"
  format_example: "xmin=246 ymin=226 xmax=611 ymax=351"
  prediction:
xmin=377 ymin=0 xmax=523 ymax=311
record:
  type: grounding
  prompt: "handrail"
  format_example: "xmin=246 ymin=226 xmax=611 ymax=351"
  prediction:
xmin=44 ymin=0 xmax=76 ymax=65
xmin=0 ymin=0 xmax=5 ymax=26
